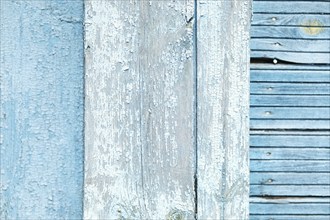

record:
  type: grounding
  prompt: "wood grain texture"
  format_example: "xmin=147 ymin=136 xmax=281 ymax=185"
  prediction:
xmin=251 ymin=185 xmax=330 ymax=196
xmin=251 ymin=95 xmax=330 ymax=107
xmin=250 ymin=119 xmax=330 ymax=130
xmin=0 ymin=1 xmax=84 ymax=219
xmin=251 ymin=83 xmax=330 ymax=95
xmin=250 ymin=148 xmax=330 ymax=160
xmin=84 ymin=0 xmax=195 ymax=218
xmin=250 ymin=107 xmax=330 ymax=119
xmin=250 ymin=203 xmax=330 ymax=214
xmin=251 ymin=26 xmax=330 ymax=39
xmin=251 ymin=51 xmax=330 ymax=64
xmin=251 ymin=172 xmax=330 ymax=185
xmin=250 ymin=135 xmax=330 ymax=147
xmin=251 ymin=38 xmax=330 ymax=52
xmin=250 ymin=215 xmax=330 ymax=220
xmin=251 ymin=70 xmax=330 ymax=82
xmin=251 ymin=64 xmax=330 ymax=71
xmin=196 ymin=0 xmax=251 ymax=219
xmin=252 ymin=14 xmax=330 ymax=26
xmin=251 ymin=160 xmax=330 ymax=172
xmin=253 ymin=1 xmax=330 ymax=14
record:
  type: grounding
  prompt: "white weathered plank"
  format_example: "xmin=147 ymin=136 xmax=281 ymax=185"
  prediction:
xmin=251 ymin=70 xmax=330 ymax=82
xmin=250 ymin=148 xmax=330 ymax=160
xmin=251 ymin=64 xmax=330 ymax=70
xmin=84 ymin=1 xmax=195 ymax=218
xmin=197 ymin=0 xmax=251 ymax=219
xmin=251 ymin=172 xmax=330 ymax=185
xmin=252 ymin=14 xmax=330 ymax=26
xmin=250 ymin=107 xmax=330 ymax=119
xmin=250 ymin=185 xmax=330 ymax=197
xmin=250 ymin=197 xmax=330 ymax=204
xmin=250 ymin=135 xmax=330 ymax=147
xmin=251 ymin=160 xmax=330 ymax=172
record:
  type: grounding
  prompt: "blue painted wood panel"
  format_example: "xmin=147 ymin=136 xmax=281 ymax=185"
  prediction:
xmin=0 ymin=1 xmax=84 ymax=219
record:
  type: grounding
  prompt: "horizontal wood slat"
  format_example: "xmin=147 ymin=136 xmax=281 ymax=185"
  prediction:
xmin=250 ymin=135 xmax=330 ymax=147
xmin=253 ymin=1 xmax=330 ymax=14
xmin=251 ymin=203 xmax=330 ymax=214
xmin=251 ymin=64 xmax=330 ymax=71
xmin=251 ymin=172 xmax=330 ymax=185
xmin=251 ymin=95 xmax=330 ymax=107
xmin=251 ymin=26 xmax=330 ymax=39
xmin=250 ymin=148 xmax=330 ymax=160
xmin=250 ymin=185 xmax=330 ymax=196
xmin=250 ymin=119 xmax=330 ymax=130
xmin=251 ymin=83 xmax=330 ymax=95
xmin=251 ymin=38 xmax=330 ymax=52
xmin=251 ymin=51 xmax=330 ymax=64
xmin=251 ymin=107 xmax=330 ymax=119
xmin=251 ymin=70 xmax=330 ymax=82
xmin=250 ymin=215 xmax=330 ymax=220
xmin=251 ymin=160 xmax=330 ymax=172
xmin=252 ymin=14 xmax=330 ymax=26
xmin=250 ymin=197 xmax=330 ymax=203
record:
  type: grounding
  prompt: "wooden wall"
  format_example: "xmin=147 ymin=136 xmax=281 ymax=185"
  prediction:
xmin=0 ymin=0 xmax=84 ymax=219
xmin=250 ymin=0 xmax=330 ymax=219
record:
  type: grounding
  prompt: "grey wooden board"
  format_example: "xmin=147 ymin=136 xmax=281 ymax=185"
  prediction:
xmin=250 ymin=148 xmax=330 ymax=160
xmin=196 ymin=0 xmax=251 ymax=218
xmin=251 ymin=39 xmax=330 ymax=52
xmin=250 ymin=197 xmax=330 ymax=204
xmin=252 ymin=14 xmax=330 ymax=26
xmin=251 ymin=172 xmax=330 ymax=185
xmin=250 ymin=185 xmax=330 ymax=196
xmin=251 ymin=203 xmax=330 ymax=214
xmin=250 ymin=215 xmax=330 ymax=220
xmin=251 ymin=83 xmax=330 ymax=95
xmin=250 ymin=130 xmax=330 ymax=135
xmin=250 ymin=135 xmax=330 ymax=147
xmin=251 ymin=70 xmax=330 ymax=82
xmin=84 ymin=1 xmax=195 ymax=218
xmin=251 ymin=64 xmax=330 ymax=71
xmin=253 ymin=1 xmax=330 ymax=14
xmin=251 ymin=51 xmax=330 ymax=64
xmin=251 ymin=26 xmax=330 ymax=39
xmin=250 ymin=119 xmax=330 ymax=130
xmin=251 ymin=160 xmax=330 ymax=172
xmin=251 ymin=95 xmax=330 ymax=107
xmin=250 ymin=107 xmax=330 ymax=119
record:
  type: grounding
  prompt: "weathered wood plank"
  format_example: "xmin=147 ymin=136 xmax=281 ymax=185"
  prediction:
xmin=251 ymin=38 xmax=330 ymax=52
xmin=252 ymin=26 xmax=330 ymax=39
xmin=197 ymin=0 xmax=251 ymax=219
xmin=251 ymin=51 xmax=330 ymax=64
xmin=250 ymin=203 xmax=330 ymax=215
xmin=0 ymin=1 xmax=84 ymax=219
xmin=251 ymin=64 xmax=330 ymax=71
xmin=251 ymin=119 xmax=330 ymax=130
xmin=250 ymin=215 xmax=330 ymax=220
xmin=250 ymin=197 xmax=330 ymax=204
xmin=250 ymin=148 xmax=330 ymax=160
xmin=251 ymin=70 xmax=330 ymax=82
xmin=250 ymin=185 xmax=330 ymax=197
xmin=251 ymin=107 xmax=330 ymax=119
xmin=252 ymin=14 xmax=330 ymax=26
xmin=251 ymin=95 xmax=330 ymax=107
xmin=250 ymin=130 xmax=330 ymax=136
xmin=84 ymin=1 xmax=195 ymax=218
xmin=251 ymin=172 xmax=330 ymax=185
xmin=251 ymin=83 xmax=330 ymax=95
xmin=250 ymin=135 xmax=330 ymax=147
xmin=251 ymin=160 xmax=330 ymax=172
xmin=253 ymin=1 xmax=330 ymax=14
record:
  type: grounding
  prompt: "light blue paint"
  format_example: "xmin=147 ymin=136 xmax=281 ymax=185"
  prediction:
xmin=0 ymin=0 xmax=84 ymax=219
